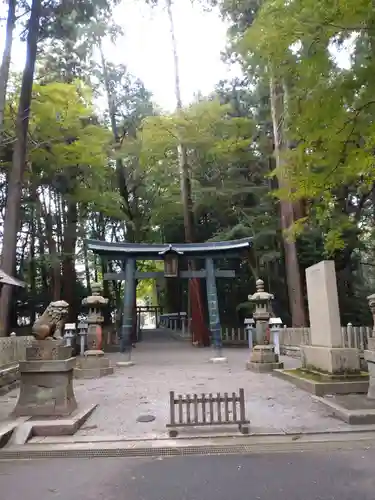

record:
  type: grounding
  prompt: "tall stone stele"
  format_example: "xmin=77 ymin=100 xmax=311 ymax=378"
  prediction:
xmin=13 ymin=300 xmax=78 ymax=417
xmin=246 ymin=279 xmax=283 ymax=373
xmin=75 ymin=282 xmax=114 ymax=379
xmin=301 ymin=260 xmax=360 ymax=375
xmin=364 ymin=293 xmax=375 ymax=398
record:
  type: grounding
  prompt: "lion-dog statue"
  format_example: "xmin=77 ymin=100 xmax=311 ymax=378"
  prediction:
xmin=32 ymin=300 xmax=69 ymax=340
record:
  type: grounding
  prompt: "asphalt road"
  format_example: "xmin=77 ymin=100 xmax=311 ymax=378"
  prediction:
xmin=1 ymin=449 xmax=374 ymax=500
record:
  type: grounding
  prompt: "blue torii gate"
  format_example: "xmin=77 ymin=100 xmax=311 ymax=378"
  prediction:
xmin=85 ymin=238 xmax=252 ymax=358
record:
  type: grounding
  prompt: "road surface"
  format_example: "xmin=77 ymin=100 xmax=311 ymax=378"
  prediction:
xmin=0 ymin=449 xmax=374 ymax=499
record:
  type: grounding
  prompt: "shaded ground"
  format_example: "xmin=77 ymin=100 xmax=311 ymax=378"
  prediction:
xmin=0 ymin=330 xmax=351 ymax=438
xmin=1 ymin=449 xmax=375 ymax=500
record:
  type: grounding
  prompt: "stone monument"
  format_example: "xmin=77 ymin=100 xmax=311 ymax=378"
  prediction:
xmin=246 ymin=279 xmax=283 ymax=372
xmin=301 ymin=260 xmax=360 ymax=374
xmin=14 ymin=301 xmax=78 ymax=417
xmin=364 ymin=293 xmax=375 ymax=398
xmin=75 ymin=282 xmax=114 ymax=379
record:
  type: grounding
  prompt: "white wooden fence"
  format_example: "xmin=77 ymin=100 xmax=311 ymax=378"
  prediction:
xmin=280 ymin=326 xmax=373 ymax=352
xmin=169 ymin=321 xmax=373 ymax=353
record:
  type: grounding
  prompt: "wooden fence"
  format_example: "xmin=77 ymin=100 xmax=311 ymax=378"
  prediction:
xmin=166 ymin=388 xmax=250 ymax=437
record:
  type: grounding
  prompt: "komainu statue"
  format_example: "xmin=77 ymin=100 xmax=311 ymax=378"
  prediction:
xmin=32 ymin=300 xmax=69 ymax=340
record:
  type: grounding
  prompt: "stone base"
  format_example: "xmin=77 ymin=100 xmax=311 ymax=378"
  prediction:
xmin=75 ymin=351 xmax=113 ymax=379
xmin=8 ymin=404 xmax=97 ymax=445
xmin=246 ymin=361 xmax=284 ymax=373
xmin=246 ymin=344 xmax=283 ymax=372
xmin=13 ymin=340 xmax=77 ymax=417
xmin=274 ymin=369 xmax=369 ymax=397
xmin=0 ymin=418 xmax=29 ymax=448
xmin=313 ymin=394 xmax=375 ymax=425
xmin=301 ymin=345 xmax=360 ymax=374
xmin=209 ymin=357 xmax=228 ymax=364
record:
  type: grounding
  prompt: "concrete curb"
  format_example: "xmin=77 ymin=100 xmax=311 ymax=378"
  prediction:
xmin=312 ymin=395 xmax=375 ymax=425
xmin=28 ymin=423 xmax=375 ymax=445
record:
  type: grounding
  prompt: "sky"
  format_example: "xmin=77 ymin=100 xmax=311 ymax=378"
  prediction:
xmin=0 ymin=0 xmax=237 ymax=111
xmin=0 ymin=0 xmax=352 ymax=111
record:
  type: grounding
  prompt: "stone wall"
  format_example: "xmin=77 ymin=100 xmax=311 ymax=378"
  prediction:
xmin=0 ymin=335 xmax=34 ymax=394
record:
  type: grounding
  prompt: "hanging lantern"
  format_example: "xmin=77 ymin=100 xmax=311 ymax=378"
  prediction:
xmin=164 ymin=253 xmax=179 ymax=277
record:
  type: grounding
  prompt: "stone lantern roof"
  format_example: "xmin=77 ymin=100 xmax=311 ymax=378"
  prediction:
xmin=248 ymin=279 xmax=274 ymax=303
xmin=82 ymin=282 xmax=108 ymax=307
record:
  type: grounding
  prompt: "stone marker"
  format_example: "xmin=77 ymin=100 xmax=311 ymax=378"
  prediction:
xmin=301 ymin=261 xmax=360 ymax=374
xmin=13 ymin=339 xmax=77 ymax=417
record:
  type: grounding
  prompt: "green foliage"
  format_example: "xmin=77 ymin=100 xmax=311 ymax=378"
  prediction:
xmin=233 ymin=0 xmax=375 ymax=252
xmin=4 ymin=0 xmax=375 ymax=330
xmin=25 ymin=81 xmax=121 ymax=215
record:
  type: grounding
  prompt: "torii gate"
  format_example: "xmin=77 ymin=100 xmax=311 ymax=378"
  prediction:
xmin=85 ymin=238 xmax=252 ymax=358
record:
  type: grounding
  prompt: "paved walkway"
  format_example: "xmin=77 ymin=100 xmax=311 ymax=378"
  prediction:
xmin=0 ymin=330 xmax=352 ymax=439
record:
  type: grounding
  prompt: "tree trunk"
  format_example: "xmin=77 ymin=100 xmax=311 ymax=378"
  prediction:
xmin=40 ymin=190 xmax=61 ymax=300
xmin=36 ymin=216 xmax=49 ymax=297
xmin=83 ymin=239 xmax=91 ymax=294
xmin=0 ymin=0 xmax=42 ymax=336
xmin=269 ymin=72 xmax=307 ymax=327
xmin=165 ymin=0 xmax=194 ymax=241
xmin=61 ymin=199 xmax=78 ymax=321
xmin=0 ymin=0 xmax=16 ymax=130
xmin=99 ymin=43 xmax=134 ymax=239
xmin=29 ymin=179 xmax=37 ymax=324
xmin=166 ymin=0 xmax=210 ymax=346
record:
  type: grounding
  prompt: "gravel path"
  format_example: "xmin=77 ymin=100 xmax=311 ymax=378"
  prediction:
xmin=0 ymin=331 xmax=352 ymax=438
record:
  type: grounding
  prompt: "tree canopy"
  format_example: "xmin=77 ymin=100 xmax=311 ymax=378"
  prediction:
xmin=0 ymin=0 xmax=374 ymax=334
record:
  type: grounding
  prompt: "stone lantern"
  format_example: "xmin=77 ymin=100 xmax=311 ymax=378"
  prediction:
xmin=246 ymin=279 xmax=283 ymax=373
xmin=75 ymin=282 xmax=113 ymax=379
xmin=248 ymin=279 xmax=273 ymax=344
xmin=82 ymin=282 xmax=107 ymax=352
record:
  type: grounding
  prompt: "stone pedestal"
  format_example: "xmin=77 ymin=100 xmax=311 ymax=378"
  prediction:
xmin=13 ymin=340 xmax=77 ymax=417
xmin=246 ymin=345 xmax=283 ymax=373
xmin=301 ymin=261 xmax=360 ymax=374
xmin=301 ymin=345 xmax=360 ymax=374
xmin=75 ymin=350 xmax=113 ymax=379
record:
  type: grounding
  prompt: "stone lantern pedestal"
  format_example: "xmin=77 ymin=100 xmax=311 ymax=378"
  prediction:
xmin=246 ymin=279 xmax=283 ymax=373
xmin=246 ymin=344 xmax=283 ymax=373
xmin=75 ymin=283 xmax=114 ymax=379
